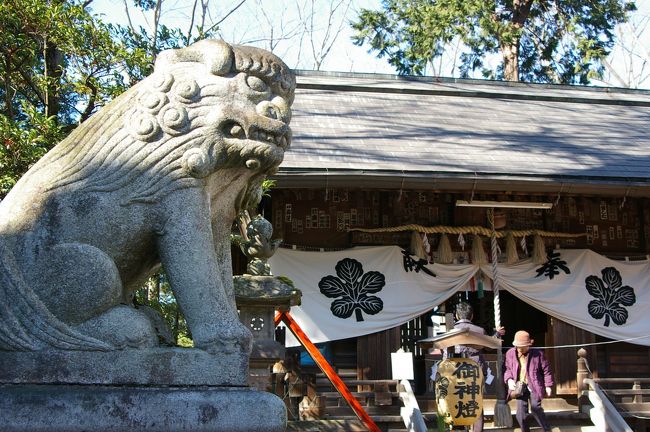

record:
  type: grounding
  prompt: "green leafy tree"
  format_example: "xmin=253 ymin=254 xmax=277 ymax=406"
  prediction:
xmin=0 ymin=0 xmax=154 ymax=198
xmin=351 ymin=0 xmax=636 ymax=83
xmin=135 ymin=272 xmax=193 ymax=346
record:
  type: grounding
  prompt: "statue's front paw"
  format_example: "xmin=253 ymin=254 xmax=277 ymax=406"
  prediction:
xmin=201 ymin=339 xmax=246 ymax=356
xmin=197 ymin=324 xmax=252 ymax=356
xmin=74 ymin=305 xmax=158 ymax=349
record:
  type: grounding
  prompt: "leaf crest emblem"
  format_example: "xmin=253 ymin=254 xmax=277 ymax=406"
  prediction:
xmin=585 ymin=267 xmax=636 ymax=327
xmin=319 ymin=258 xmax=385 ymax=322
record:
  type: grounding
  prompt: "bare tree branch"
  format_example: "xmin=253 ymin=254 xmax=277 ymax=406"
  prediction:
xmin=186 ymin=0 xmax=200 ymax=44
xmin=122 ymin=0 xmax=136 ymax=33
xmin=203 ymin=0 xmax=247 ymax=35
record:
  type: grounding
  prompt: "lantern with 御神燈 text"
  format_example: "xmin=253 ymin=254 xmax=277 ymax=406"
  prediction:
xmin=435 ymin=358 xmax=483 ymax=426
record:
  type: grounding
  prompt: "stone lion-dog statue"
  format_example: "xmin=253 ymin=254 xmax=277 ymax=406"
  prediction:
xmin=0 ymin=40 xmax=295 ymax=355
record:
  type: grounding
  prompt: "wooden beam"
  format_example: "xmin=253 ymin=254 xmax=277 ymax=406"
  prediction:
xmin=275 ymin=311 xmax=382 ymax=432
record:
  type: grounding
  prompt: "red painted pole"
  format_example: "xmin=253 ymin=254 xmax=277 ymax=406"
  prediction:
xmin=275 ymin=311 xmax=381 ymax=432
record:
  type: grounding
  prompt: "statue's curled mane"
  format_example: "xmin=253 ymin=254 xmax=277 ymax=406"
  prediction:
xmin=28 ymin=40 xmax=295 ymax=205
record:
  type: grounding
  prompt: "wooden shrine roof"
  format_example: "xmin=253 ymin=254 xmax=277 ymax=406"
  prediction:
xmin=275 ymin=71 xmax=650 ymax=196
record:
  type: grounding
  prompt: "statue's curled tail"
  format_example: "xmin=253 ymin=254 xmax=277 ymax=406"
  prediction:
xmin=0 ymin=241 xmax=112 ymax=351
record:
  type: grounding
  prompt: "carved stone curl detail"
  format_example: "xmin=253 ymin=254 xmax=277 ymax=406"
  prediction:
xmin=159 ymin=105 xmax=189 ymax=136
xmin=149 ymin=71 xmax=175 ymax=92
xmin=138 ymin=91 xmax=169 ymax=114
xmin=172 ymin=79 xmax=200 ymax=103
xmin=182 ymin=148 xmax=211 ymax=178
xmin=128 ymin=111 xmax=161 ymax=142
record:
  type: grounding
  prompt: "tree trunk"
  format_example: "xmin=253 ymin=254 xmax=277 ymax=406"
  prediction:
xmin=155 ymin=274 xmax=161 ymax=303
xmin=3 ymin=54 xmax=14 ymax=119
xmin=500 ymin=0 xmax=533 ymax=82
xmin=502 ymin=42 xmax=519 ymax=81
xmin=44 ymin=41 xmax=64 ymax=120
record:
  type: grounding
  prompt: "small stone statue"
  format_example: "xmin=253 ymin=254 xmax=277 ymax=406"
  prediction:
xmin=238 ymin=215 xmax=282 ymax=275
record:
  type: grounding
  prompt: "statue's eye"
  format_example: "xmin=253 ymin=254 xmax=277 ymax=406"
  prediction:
xmin=245 ymin=75 xmax=268 ymax=93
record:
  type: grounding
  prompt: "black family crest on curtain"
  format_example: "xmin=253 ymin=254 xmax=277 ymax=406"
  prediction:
xmin=318 ymin=258 xmax=385 ymax=322
xmin=535 ymin=251 xmax=571 ymax=279
xmin=586 ymin=267 xmax=636 ymax=327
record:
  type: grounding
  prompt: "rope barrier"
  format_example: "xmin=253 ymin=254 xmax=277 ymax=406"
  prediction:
xmin=499 ymin=334 xmax=650 ymax=351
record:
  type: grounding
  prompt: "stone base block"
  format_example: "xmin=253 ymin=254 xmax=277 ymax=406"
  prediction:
xmin=0 ymin=384 xmax=287 ymax=432
xmin=0 ymin=348 xmax=247 ymax=386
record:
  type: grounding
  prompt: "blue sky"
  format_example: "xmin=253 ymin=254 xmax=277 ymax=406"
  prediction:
xmin=91 ymin=0 xmax=649 ymax=88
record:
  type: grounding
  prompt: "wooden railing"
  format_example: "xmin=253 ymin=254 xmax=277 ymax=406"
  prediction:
xmin=583 ymin=378 xmax=634 ymax=432
xmin=577 ymin=348 xmax=649 ymax=431
xmin=593 ymin=378 xmax=650 ymax=419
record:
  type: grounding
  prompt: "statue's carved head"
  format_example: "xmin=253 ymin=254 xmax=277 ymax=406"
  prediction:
xmin=44 ymin=40 xmax=295 ymax=204
xmin=148 ymin=40 xmax=295 ymax=178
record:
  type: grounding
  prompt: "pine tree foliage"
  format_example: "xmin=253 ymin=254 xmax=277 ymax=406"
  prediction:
xmin=351 ymin=0 xmax=636 ymax=83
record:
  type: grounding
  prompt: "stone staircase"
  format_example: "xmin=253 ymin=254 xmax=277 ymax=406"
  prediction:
xmin=284 ymin=369 xmax=597 ymax=431
xmin=481 ymin=399 xmax=595 ymax=432
xmin=288 ymin=406 xmax=596 ymax=432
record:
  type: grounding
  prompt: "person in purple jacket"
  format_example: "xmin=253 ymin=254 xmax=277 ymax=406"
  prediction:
xmin=504 ymin=330 xmax=554 ymax=432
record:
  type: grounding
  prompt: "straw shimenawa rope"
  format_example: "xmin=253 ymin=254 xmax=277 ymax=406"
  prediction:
xmin=349 ymin=224 xmax=586 ymax=239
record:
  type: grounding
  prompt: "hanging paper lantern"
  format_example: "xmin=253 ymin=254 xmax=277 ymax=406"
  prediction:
xmin=435 ymin=358 xmax=484 ymax=426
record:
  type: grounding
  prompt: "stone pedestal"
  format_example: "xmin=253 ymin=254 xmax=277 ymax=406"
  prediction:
xmin=0 ymin=348 xmax=247 ymax=386
xmin=0 ymin=384 xmax=286 ymax=432
xmin=0 ymin=348 xmax=287 ymax=431
xmin=234 ymin=275 xmax=301 ymax=393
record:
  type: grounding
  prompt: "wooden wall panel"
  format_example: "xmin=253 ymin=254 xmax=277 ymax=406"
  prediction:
xmin=548 ymin=317 xmax=597 ymax=395
xmin=357 ymin=327 xmax=401 ymax=380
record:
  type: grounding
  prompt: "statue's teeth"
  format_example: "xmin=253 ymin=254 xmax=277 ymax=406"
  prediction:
xmin=246 ymin=159 xmax=261 ymax=170
xmin=230 ymin=124 xmax=243 ymax=137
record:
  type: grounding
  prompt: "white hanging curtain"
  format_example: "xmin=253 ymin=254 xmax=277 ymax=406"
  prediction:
xmin=269 ymin=246 xmax=477 ymax=345
xmin=480 ymin=249 xmax=650 ymax=346
xmin=269 ymin=246 xmax=650 ymax=346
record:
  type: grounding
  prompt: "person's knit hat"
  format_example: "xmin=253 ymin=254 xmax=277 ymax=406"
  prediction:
xmin=513 ymin=330 xmax=534 ymax=347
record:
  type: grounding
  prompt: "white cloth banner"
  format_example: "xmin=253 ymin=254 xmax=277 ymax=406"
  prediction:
xmin=269 ymin=246 xmax=477 ymax=345
xmin=269 ymin=246 xmax=650 ymax=346
xmin=485 ymin=249 xmax=650 ymax=346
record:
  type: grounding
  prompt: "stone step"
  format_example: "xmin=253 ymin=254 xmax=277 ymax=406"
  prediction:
xmin=286 ymin=419 xmax=367 ymax=431
xmin=484 ymin=428 xmax=597 ymax=432
xmin=288 ymin=420 xmax=597 ymax=432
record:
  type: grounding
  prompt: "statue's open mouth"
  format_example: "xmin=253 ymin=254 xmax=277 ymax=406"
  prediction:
xmin=224 ymin=121 xmax=290 ymax=150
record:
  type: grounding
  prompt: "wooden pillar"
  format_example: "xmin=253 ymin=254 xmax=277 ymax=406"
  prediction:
xmin=577 ymin=348 xmax=590 ymax=411
xmin=633 ymin=380 xmax=643 ymax=404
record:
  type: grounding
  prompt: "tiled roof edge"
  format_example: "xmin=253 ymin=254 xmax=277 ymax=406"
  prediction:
xmin=294 ymin=70 xmax=650 ymax=107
